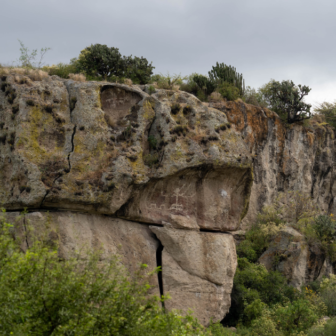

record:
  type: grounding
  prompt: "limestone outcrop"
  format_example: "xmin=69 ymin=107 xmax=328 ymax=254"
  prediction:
xmin=209 ymin=100 xmax=336 ymax=228
xmin=259 ymin=227 xmax=334 ymax=289
xmin=150 ymin=226 xmax=237 ymax=324
xmin=2 ymin=71 xmax=336 ymax=323
xmin=0 ymin=74 xmax=252 ymax=325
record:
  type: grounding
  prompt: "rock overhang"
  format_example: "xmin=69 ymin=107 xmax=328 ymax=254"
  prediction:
xmin=0 ymin=76 xmax=253 ymax=231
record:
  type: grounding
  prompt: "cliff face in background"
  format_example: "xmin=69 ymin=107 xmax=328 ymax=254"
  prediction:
xmin=211 ymin=100 xmax=336 ymax=228
xmin=0 ymin=73 xmax=335 ymax=324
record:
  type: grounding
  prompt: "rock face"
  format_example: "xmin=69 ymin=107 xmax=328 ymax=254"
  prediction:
xmin=259 ymin=227 xmax=334 ymax=289
xmin=0 ymin=74 xmax=252 ymax=325
xmin=209 ymin=100 xmax=336 ymax=228
xmin=150 ymin=226 xmax=237 ymax=324
xmin=2 ymin=72 xmax=336 ymax=322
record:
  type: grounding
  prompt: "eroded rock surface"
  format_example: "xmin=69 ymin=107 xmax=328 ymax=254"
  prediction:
xmin=0 ymin=75 xmax=251 ymax=325
xmin=150 ymin=226 xmax=237 ymax=325
xmin=3 ymin=211 xmax=160 ymax=294
xmin=259 ymin=227 xmax=334 ymax=288
xmin=209 ymin=100 xmax=336 ymax=228
xmin=0 ymin=76 xmax=252 ymax=232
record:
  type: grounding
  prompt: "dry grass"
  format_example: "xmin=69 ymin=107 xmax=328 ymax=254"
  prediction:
xmin=69 ymin=73 xmax=86 ymax=82
xmin=124 ymin=78 xmax=133 ymax=86
xmin=209 ymin=92 xmax=222 ymax=102
xmin=0 ymin=66 xmax=49 ymax=81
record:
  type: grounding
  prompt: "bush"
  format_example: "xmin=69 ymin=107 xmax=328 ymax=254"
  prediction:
xmin=43 ymin=59 xmax=79 ymax=79
xmin=216 ymin=82 xmax=241 ymax=101
xmin=314 ymin=102 xmax=336 ymax=129
xmin=151 ymin=73 xmax=185 ymax=90
xmin=0 ymin=211 xmax=214 ymax=335
xmin=77 ymin=44 xmax=154 ymax=84
xmin=259 ymin=79 xmax=312 ymax=124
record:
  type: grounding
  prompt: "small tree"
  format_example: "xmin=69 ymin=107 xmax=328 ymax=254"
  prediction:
xmin=261 ymin=80 xmax=312 ymax=124
xmin=17 ymin=40 xmax=51 ymax=68
xmin=314 ymin=101 xmax=336 ymax=128
xmin=208 ymin=62 xmax=245 ymax=96
xmin=77 ymin=44 xmax=125 ymax=79
xmin=77 ymin=44 xmax=154 ymax=83
xmin=124 ymin=56 xmax=155 ymax=84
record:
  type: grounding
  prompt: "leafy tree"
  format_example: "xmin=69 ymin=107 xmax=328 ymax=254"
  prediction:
xmin=124 ymin=56 xmax=155 ymax=84
xmin=77 ymin=44 xmax=125 ymax=79
xmin=208 ymin=62 xmax=245 ymax=96
xmin=314 ymin=101 xmax=336 ymax=129
xmin=216 ymin=82 xmax=241 ymax=101
xmin=260 ymin=80 xmax=312 ymax=124
xmin=77 ymin=44 xmax=154 ymax=83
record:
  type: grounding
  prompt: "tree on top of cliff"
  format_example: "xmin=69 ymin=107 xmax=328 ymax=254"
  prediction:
xmin=77 ymin=44 xmax=154 ymax=84
xmin=208 ymin=62 xmax=245 ymax=96
xmin=260 ymin=80 xmax=312 ymax=124
xmin=314 ymin=101 xmax=336 ymax=129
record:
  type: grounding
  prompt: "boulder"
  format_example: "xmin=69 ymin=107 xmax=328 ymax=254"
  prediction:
xmin=2 ymin=211 xmax=160 ymax=295
xmin=150 ymin=226 xmax=237 ymax=325
xmin=259 ymin=227 xmax=334 ymax=288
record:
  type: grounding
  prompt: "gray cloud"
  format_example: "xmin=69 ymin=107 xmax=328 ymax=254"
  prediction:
xmin=1 ymin=0 xmax=335 ymax=105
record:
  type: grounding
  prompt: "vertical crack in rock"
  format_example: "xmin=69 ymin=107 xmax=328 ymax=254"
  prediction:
xmin=23 ymin=213 xmax=29 ymax=249
xmin=40 ymin=125 xmax=77 ymax=207
xmin=154 ymin=234 xmax=165 ymax=308
xmin=67 ymin=125 xmax=76 ymax=171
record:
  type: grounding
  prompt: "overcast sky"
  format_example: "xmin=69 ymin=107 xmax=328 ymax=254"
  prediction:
xmin=1 ymin=0 xmax=335 ymax=106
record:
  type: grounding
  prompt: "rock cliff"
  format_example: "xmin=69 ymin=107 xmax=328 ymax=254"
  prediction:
xmin=0 ymin=72 xmax=335 ymax=324
xmin=0 ymin=74 xmax=252 ymax=325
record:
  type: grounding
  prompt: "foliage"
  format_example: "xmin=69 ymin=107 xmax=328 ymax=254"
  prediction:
xmin=273 ymin=298 xmax=320 ymax=335
xmin=216 ymin=82 xmax=241 ymax=101
xmin=237 ymin=204 xmax=285 ymax=263
xmin=312 ymin=215 xmax=336 ymax=244
xmin=208 ymin=62 xmax=245 ymax=96
xmin=17 ymin=40 xmax=51 ymax=68
xmin=0 ymin=210 xmax=216 ymax=335
xmin=148 ymin=135 xmax=158 ymax=149
xmin=124 ymin=56 xmax=154 ymax=84
xmin=242 ymin=86 xmax=269 ymax=108
xmin=77 ymin=44 xmax=154 ymax=83
xmin=314 ymin=102 xmax=336 ymax=129
xmin=319 ymin=275 xmax=336 ymax=316
xmin=192 ymin=74 xmax=216 ymax=97
xmin=42 ymin=58 xmax=80 ymax=79
xmin=225 ymin=257 xmax=297 ymax=327
xmin=259 ymin=80 xmax=312 ymax=124
xmin=151 ymin=73 xmax=186 ymax=90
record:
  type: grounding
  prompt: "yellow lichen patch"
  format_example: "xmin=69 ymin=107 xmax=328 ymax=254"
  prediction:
xmin=143 ymin=100 xmax=155 ymax=120
xmin=18 ymin=106 xmax=61 ymax=164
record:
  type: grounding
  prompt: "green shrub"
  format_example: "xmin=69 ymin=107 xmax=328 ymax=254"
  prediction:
xmin=208 ymin=62 xmax=245 ymax=96
xmin=0 ymin=211 xmax=217 ymax=335
xmin=274 ymin=299 xmax=320 ymax=335
xmin=77 ymin=44 xmax=154 ymax=84
xmin=314 ymin=102 xmax=336 ymax=129
xmin=148 ymin=135 xmax=157 ymax=149
xmin=43 ymin=60 xmax=79 ymax=79
xmin=216 ymin=82 xmax=241 ymax=101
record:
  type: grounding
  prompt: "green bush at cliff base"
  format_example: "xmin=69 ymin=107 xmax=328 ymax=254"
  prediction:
xmin=0 ymin=211 xmax=224 ymax=336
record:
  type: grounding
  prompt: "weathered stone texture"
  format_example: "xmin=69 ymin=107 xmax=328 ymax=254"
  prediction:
xmin=259 ymin=227 xmax=334 ymax=288
xmin=150 ymin=226 xmax=237 ymax=325
xmin=209 ymin=100 xmax=336 ymax=228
